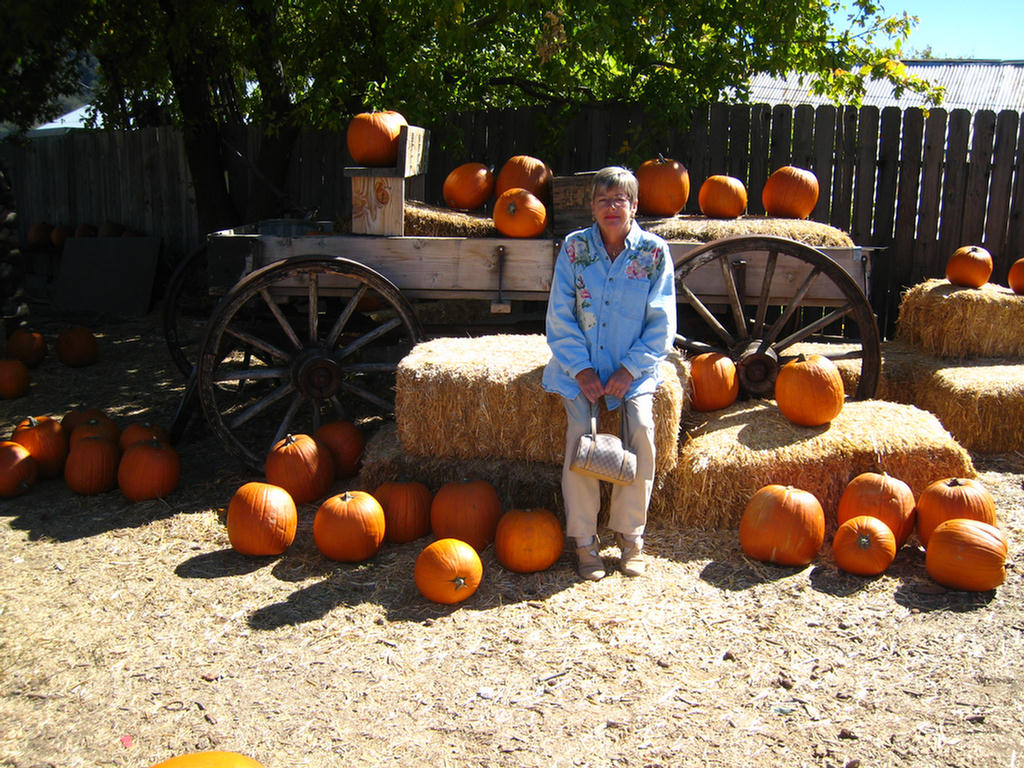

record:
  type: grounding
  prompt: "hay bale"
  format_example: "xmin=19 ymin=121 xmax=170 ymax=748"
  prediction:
xmin=655 ymin=399 xmax=974 ymax=530
xmin=897 ymin=278 xmax=1024 ymax=358
xmin=403 ymin=200 xmax=498 ymax=237
xmin=643 ymin=215 xmax=854 ymax=247
xmin=395 ymin=335 xmax=685 ymax=474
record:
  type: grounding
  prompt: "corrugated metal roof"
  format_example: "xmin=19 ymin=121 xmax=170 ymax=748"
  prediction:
xmin=746 ymin=59 xmax=1024 ymax=113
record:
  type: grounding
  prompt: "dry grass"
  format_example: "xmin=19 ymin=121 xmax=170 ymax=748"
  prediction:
xmin=643 ymin=215 xmax=854 ymax=247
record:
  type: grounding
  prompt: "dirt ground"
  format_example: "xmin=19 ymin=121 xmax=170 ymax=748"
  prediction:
xmin=1 ymin=309 xmax=1022 ymax=768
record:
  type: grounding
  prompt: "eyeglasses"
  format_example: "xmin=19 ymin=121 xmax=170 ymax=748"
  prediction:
xmin=594 ymin=195 xmax=632 ymax=209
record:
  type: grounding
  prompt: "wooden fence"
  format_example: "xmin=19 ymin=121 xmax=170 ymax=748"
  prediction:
xmin=2 ymin=102 xmax=1022 ymax=335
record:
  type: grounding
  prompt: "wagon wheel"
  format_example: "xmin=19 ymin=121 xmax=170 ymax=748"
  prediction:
xmin=674 ymin=235 xmax=880 ymax=399
xmin=196 ymin=255 xmax=424 ymax=471
xmin=163 ymin=243 xmax=218 ymax=378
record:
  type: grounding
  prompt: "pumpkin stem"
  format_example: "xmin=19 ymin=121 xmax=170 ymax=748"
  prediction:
xmin=451 ymin=576 xmax=468 ymax=591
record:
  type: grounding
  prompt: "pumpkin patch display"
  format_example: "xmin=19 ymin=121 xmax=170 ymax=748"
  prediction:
xmin=346 ymin=110 xmax=408 ymax=166
xmin=0 ymin=358 xmax=30 ymax=399
xmin=443 ymin=162 xmax=495 ymax=210
xmin=149 ymin=751 xmax=265 ymax=768
xmin=430 ymin=478 xmax=502 ymax=553
xmin=832 ymin=515 xmax=897 ymax=576
xmin=689 ymin=352 xmax=739 ymax=411
xmin=265 ymin=433 xmax=334 ymax=504
xmin=117 ymin=438 xmax=180 ymax=501
xmin=314 ymin=420 xmax=364 ymax=478
xmin=0 ymin=440 xmax=38 ymax=498
xmin=227 ymin=481 xmax=297 ymax=556
xmin=945 ymin=245 xmax=992 ymax=288
xmin=774 ymin=353 xmax=844 ymax=427
xmin=494 ymin=155 xmax=552 ymax=202
xmin=55 ymin=325 xmax=98 ymax=367
xmin=493 ymin=188 xmax=547 ymax=238
xmin=924 ymin=518 xmax=1008 ymax=591
xmin=915 ymin=476 xmax=997 ymax=548
xmin=313 ymin=490 xmax=386 ymax=562
xmin=5 ymin=329 xmax=47 ymax=367
xmin=494 ymin=507 xmax=564 ymax=573
xmin=414 ymin=537 xmax=483 ymax=604
xmin=11 ymin=415 xmax=67 ymax=479
xmin=739 ymin=484 xmax=825 ymax=567
xmin=636 ymin=155 xmax=690 ymax=216
xmin=761 ymin=166 xmax=819 ymax=219
xmin=64 ymin=435 xmax=121 ymax=495
xmin=698 ymin=175 xmax=747 ymax=218
xmin=836 ymin=471 xmax=916 ymax=548
xmin=375 ymin=479 xmax=432 ymax=543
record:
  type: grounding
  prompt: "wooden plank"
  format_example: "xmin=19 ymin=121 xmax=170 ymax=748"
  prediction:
xmin=792 ymin=105 xmax=815 ymax=169
xmin=830 ymin=106 xmax=858 ymax=234
xmin=891 ymin=109 xmax=924 ymax=292
xmin=937 ymin=109 xmax=971 ymax=262
xmin=851 ymin=106 xmax=879 ymax=246
xmin=812 ymin=105 xmax=837 ymax=222
xmin=769 ymin=104 xmax=792 ymax=172
xmin=1005 ymin=116 xmax=1024 ymax=265
xmin=962 ymin=110 xmax=996 ymax=244
xmin=350 ymin=177 xmax=406 ymax=235
xmin=748 ymin=104 xmax=771 ymax=215
xmin=872 ymin=107 xmax=901 ymax=246
xmin=983 ymin=109 xmax=1020 ymax=275
xmin=705 ymin=103 xmax=729 ymax=180
xmin=914 ymin=109 xmax=947 ymax=282
xmin=727 ymin=103 xmax=750 ymax=183
xmin=684 ymin=105 xmax=710 ymax=213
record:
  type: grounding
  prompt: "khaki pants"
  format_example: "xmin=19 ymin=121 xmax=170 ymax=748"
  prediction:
xmin=561 ymin=393 xmax=656 ymax=541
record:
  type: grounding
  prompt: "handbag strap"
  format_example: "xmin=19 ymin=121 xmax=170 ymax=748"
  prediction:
xmin=589 ymin=397 xmax=631 ymax=440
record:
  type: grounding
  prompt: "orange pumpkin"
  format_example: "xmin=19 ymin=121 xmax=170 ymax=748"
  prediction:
xmin=5 ymin=329 xmax=47 ymax=367
xmin=11 ymin=415 xmax=67 ymax=479
xmin=119 ymin=421 xmax=171 ymax=450
xmin=1007 ymin=257 xmax=1024 ymax=294
xmin=430 ymin=478 xmax=502 ymax=553
xmin=374 ymin=479 xmax=433 ymax=543
xmin=414 ymin=538 xmax=483 ymax=604
xmin=762 ymin=166 xmax=819 ymax=219
xmin=689 ymin=352 xmax=739 ymax=411
xmin=313 ymin=490 xmax=386 ymax=562
xmin=493 ymin=188 xmax=547 ymax=238
xmin=925 ymin=518 xmax=1007 ymax=591
xmin=698 ymin=175 xmax=747 ymax=218
xmin=149 ymin=751 xmax=264 ymax=768
xmin=739 ymin=484 xmax=825 ymax=567
xmin=69 ymin=416 xmax=121 ymax=446
xmin=265 ymin=433 xmax=334 ymax=504
xmin=494 ymin=155 xmax=552 ymax=202
xmin=494 ymin=507 xmax=564 ymax=573
xmin=27 ymin=221 xmax=53 ymax=249
xmin=64 ymin=435 xmax=121 ymax=495
xmin=443 ymin=162 xmax=495 ymax=210
xmin=836 ymin=471 xmax=916 ymax=548
xmin=55 ymin=325 xmax=98 ymax=367
xmin=313 ymin=420 xmax=364 ymax=478
xmin=227 ymin=481 xmax=297 ymax=556
xmin=916 ymin=477 xmax=996 ymax=548
xmin=774 ymin=353 xmax=844 ymax=427
xmin=945 ymin=245 xmax=992 ymax=288
xmin=61 ymin=406 xmax=111 ymax=435
xmin=0 ymin=358 xmax=30 ymax=399
xmin=50 ymin=223 xmax=73 ymax=249
xmin=832 ymin=515 xmax=897 ymax=576
xmin=636 ymin=155 xmax=690 ymax=216
xmin=0 ymin=440 xmax=38 ymax=498
xmin=117 ymin=438 xmax=180 ymax=501
xmin=346 ymin=110 xmax=408 ymax=166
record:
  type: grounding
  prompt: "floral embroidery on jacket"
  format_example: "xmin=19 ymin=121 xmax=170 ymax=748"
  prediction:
xmin=624 ymin=245 xmax=664 ymax=281
xmin=575 ymin=275 xmax=596 ymax=330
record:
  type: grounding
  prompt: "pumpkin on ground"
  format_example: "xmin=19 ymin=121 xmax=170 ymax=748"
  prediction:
xmin=119 ymin=421 xmax=170 ymax=450
xmin=414 ymin=538 xmax=483 ymax=604
xmin=314 ymin=420 xmax=364 ymax=478
xmin=739 ymin=484 xmax=825 ymax=567
xmin=55 ymin=325 xmax=98 ymax=367
xmin=832 ymin=515 xmax=897 ymax=576
xmin=265 ymin=433 xmax=334 ymax=504
xmin=774 ymin=353 xmax=844 ymax=427
xmin=69 ymin=416 xmax=121 ymax=446
xmin=493 ymin=188 xmax=547 ymax=238
xmin=494 ymin=155 xmax=552 ymax=203
xmin=64 ymin=435 xmax=121 ymax=495
xmin=61 ymin=406 xmax=111 ymax=434
xmin=227 ymin=481 xmax=297 ymax=556
xmin=313 ymin=490 xmax=386 ymax=562
xmin=117 ymin=438 xmax=180 ymax=501
xmin=0 ymin=358 xmax=30 ymax=399
xmin=346 ymin=110 xmax=408 ymax=166
xmin=374 ymin=479 xmax=432 ymax=543
xmin=494 ymin=507 xmax=565 ymax=573
xmin=915 ymin=477 xmax=997 ymax=548
xmin=443 ymin=162 xmax=495 ymax=210
xmin=1007 ymin=257 xmax=1024 ymax=294
xmin=27 ymin=222 xmax=53 ymax=249
xmin=5 ymin=329 xmax=47 ymax=367
xmin=925 ymin=519 xmax=1007 ymax=591
xmin=836 ymin=471 xmax=917 ymax=548
xmin=761 ymin=166 xmax=819 ymax=219
xmin=636 ymin=155 xmax=690 ymax=216
xmin=0 ymin=440 xmax=38 ymax=498
xmin=430 ymin=478 xmax=503 ymax=553
xmin=689 ymin=352 xmax=739 ymax=411
xmin=148 ymin=751 xmax=264 ymax=768
xmin=945 ymin=245 xmax=992 ymax=288
xmin=51 ymin=223 xmax=73 ymax=249
xmin=698 ymin=175 xmax=747 ymax=218
xmin=11 ymin=415 xmax=67 ymax=479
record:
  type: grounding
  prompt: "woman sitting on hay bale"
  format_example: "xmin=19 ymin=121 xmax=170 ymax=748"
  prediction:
xmin=542 ymin=166 xmax=677 ymax=581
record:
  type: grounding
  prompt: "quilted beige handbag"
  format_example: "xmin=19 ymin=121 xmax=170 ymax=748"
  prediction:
xmin=569 ymin=399 xmax=637 ymax=485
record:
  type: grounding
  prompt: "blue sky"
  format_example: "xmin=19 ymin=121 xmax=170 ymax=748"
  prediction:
xmin=870 ymin=1 xmax=1024 ymax=60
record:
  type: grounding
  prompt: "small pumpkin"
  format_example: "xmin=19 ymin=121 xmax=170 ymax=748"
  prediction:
xmin=27 ymin=221 xmax=53 ymax=249
xmin=739 ymin=484 xmax=825 ymax=567
xmin=313 ymin=420 xmax=364 ymax=478
xmin=313 ymin=490 xmax=386 ymax=562
xmin=945 ymin=245 xmax=992 ymax=288
xmin=119 ymin=421 xmax=170 ymax=450
xmin=346 ymin=110 xmax=408 ymax=166
xmin=148 ymin=751 xmax=264 ymax=768
xmin=774 ymin=353 xmax=844 ymax=427
xmin=443 ymin=162 xmax=495 ymax=210
xmin=61 ymin=406 xmax=111 ymax=434
xmin=494 ymin=507 xmax=564 ymax=573
xmin=494 ymin=155 xmax=552 ymax=203
xmin=493 ymin=188 xmax=547 ymax=238
xmin=0 ymin=440 xmax=38 ymax=498
xmin=836 ymin=471 xmax=916 ymax=548
xmin=227 ymin=481 xmax=297 ymax=556
xmin=55 ymin=325 xmax=98 ymax=367
xmin=375 ymin=479 xmax=433 ymax=543
xmin=1007 ymin=257 xmax=1024 ymax=294
xmin=117 ymin=438 xmax=180 ymax=501
xmin=0 ymin=358 xmax=30 ymax=399
xmin=265 ymin=433 xmax=335 ymax=504
xmin=5 ymin=329 xmax=47 ymax=368
xmin=689 ymin=352 xmax=739 ymax=411
xmin=762 ymin=166 xmax=819 ymax=219
xmin=11 ymin=415 xmax=67 ymax=479
xmin=51 ymin=223 xmax=73 ymax=249
xmin=414 ymin=538 xmax=483 ymax=604
xmin=698 ymin=175 xmax=747 ymax=218
xmin=69 ymin=416 xmax=121 ymax=446
xmin=636 ymin=155 xmax=690 ymax=216
xmin=832 ymin=515 xmax=897 ymax=576
xmin=915 ymin=477 xmax=997 ymax=548
xmin=924 ymin=518 xmax=1007 ymax=591
xmin=64 ymin=435 xmax=121 ymax=495
xmin=430 ymin=478 xmax=502 ymax=553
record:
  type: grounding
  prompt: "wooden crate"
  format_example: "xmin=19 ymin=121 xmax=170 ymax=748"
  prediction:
xmin=343 ymin=125 xmax=429 ymax=236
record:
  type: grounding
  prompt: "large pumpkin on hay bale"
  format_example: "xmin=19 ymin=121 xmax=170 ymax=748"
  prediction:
xmin=698 ymin=175 xmax=747 ymax=219
xmin=689 ymin=352 xmax=739 ymax=411
xmin=443 ymin=162 xmax=495 ymax=210
xmin=149 ymin=751 xmax=264 ymax=768
xmin=494 ymin=507 xmax=564 ymax=573
xmin=415 ymin=537 xmax=483 ymax=604
xmin=227 ymin=481 xmax=297 ymax=556
xmin=925 ymin=518 xmax=1007 ymax=591
xmin=493 ymin=188 xmax=547 ymax=238
xmin=346 ymin=110 xmax=407 ymax=166
xmin=1007 ymin=258 xmax=1024 ymax=294
xmin=0 ymin=440 xmax=38 ymax=498
xmin=637 ymin=155 xmax=689 ymax=216
xmin=762 ymin=166 xmax=819 ymax=219
xmin=832 ymin=515 xmax=897 ymax=576
xmin=5 ymin=329 xmax=47 ymax=368
xmin=945 ymin=245 xmax=992 ymax=288
xmin=430 ymin=478 xmax=502 ymax=553
xmin=837 ymin=471 xmax=916 ymax=548
xmin=494 ymin=155 xmax=552 ymax=203
xmin=915 ymin=476 xmax=996 ymax=548
xmin=739 ymin=484 xmax=825 ymax=567
xmin=314 ymin=490 xmax=386 ymax=562
xmin=774 ymin=353 xmax=844 ymax=427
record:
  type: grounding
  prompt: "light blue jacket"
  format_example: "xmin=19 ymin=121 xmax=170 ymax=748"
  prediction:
xmin=542 ymin=221 xmax=676 ymax=408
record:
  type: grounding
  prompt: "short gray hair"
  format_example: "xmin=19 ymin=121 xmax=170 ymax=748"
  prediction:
xmin=591 ymin=166 xmax=638 ymax=204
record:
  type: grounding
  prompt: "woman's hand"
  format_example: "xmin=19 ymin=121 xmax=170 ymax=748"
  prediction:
xmin=575 ymin=368 xmax=605 ymax=403
xmin=604 ymin=367 xmax=634 ymax=400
